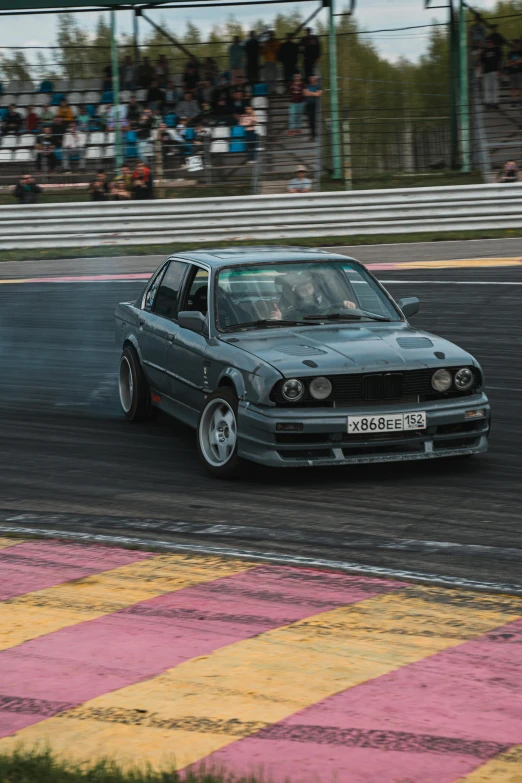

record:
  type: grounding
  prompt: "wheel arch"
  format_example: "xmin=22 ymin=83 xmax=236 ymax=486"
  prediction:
xmin=122 ymin=334 xmax=143 ymax=363
xmin=216 ymin=368 xmax=246 ymax=400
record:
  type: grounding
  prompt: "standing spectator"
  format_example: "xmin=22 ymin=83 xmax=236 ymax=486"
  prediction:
xmin=155 ymin=54 xmax=169 ymax=87
xmin=25 ymin=106 xmax=39 ymax=133
xmin=288 ymin=165 xmax=312 ymax=193
xmin=147 ymin=78 xmax=165 ymax=113
xmin=482 ymin=38 xmax=501 ymax=108
xmin=89 ymin=170 xmax=110 ymax=201
xmin=262 ymin=30 xmax=280 ymax=94
xmin=120 ymin=55 xmax=136 ymax=91
xmin=229 ymin=35 xmax=245 ymax=84
xmin=126 ymin=95 xmax=141 ymax=126
xmin=35 ymin=125 xmax=57 ymax=172
xmin=245 ymin=31 xmax=260 ymax=85
xmin=303 ymin=74 xmax=322 ymax=139
xmin=55 ymin=98 xmax=75 ymax=126
xmin=288 ymin=72 xmax=305 ymax=135
xmin=301 ymin=28 xmax=321 ymax=81
xmin=77 ymin=105 xmax=91 ymax=132
xmin=137 ymin=57 xmax=155 ymax=89
xmin=51 ymin=116 xmax=66 ymax=149
xmin=184 ymin=55 xmax=200 ymax=89
xmin=111 ymin=178 xmax=132 ymax=200
xmin=278 ymin=33 xmax=299 ymax=88
xmin=176 ymin=91 xmax=201 ymax=122
xmin=137 ymin=108 xmax=154 ymax=160
xmin=497 ymin=159 xmax=521 ymax=182
xmin=469 ymin=13 xmax=487 ymax=51
xmin=13 ymin=174 xmax=42 ymax=204
xmin=132 ymin=160 xmax=153 ymax=199
xmin=2 ymin=105 xmax=23 ymax=136
xmin=488 ymin=25 xmax=506 ymax=61
xmin=62 ymin=123 xmax=87 ymax=172
xmin=203 ymin=56 xmax=219 ymax=84
xmin=240 ymin=105 xmax=258 ymax=163
xmin=507 ymin=40 xmax=522 ymax=105
xmin=165 ymin=81 xmax=180 ymax=111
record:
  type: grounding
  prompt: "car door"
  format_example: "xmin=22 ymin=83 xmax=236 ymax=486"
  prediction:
xmin=139 ymin=259 xmax=189 ymax=394
xmin=164 ymin=263 xmax=211 ymax=412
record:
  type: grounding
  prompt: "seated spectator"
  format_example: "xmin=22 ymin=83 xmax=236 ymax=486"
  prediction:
xmin=40 ymin=103 xmax=55 ymax=126
xmin=55 ymin=98 xmax=75 ymax=125
xmin=176 ymin=91 xmax=200 ymax=122
xmin=157 ymin=121 xmax=182 ymax=164
xmin=137 ymin=108 xmax=154 ymax=160
xmin=240 ymin=105 xmax=258 ymax=163
xmin=89 ymin=170 xmax=110 ymax=201
xmin=193 ymin=119 xmax=210 ymax=150
xmin=230 ymin=89 xmax=248 ymax=122
xmin=77 ymin=105 xmax=91 ymax=132
xmin=132 ymin=160 xmax=153 ymax=199
xmin=3 ymin=104 xmax=23 ymax=136
xmin=111 ymin=178 xmax=132 ymax=200
xmin=113 ymin=162 xmax=133 ymax=191
xmin=165 ymin=81 xmax=180 ymax=110
xmin=229 ymin=35 xmax=245 ymax=83
xmin=120 ymin=55 xmax=136 ymax=90
xmin=288 ymin=165 xmax=312 ymax=193
xmin=51 ymin=116 xmax=66 ymax=148
xmin=13 ymin=173 xmax=42 ymax=204
xmin=35 ymin=126 xmax=58 ymax=172
xmin=25 ymin=106 xmax=39 ymax=133
xmin=106 ymin=102 xmax=128 ymax=130
xmin=172 ymin=117 xmax=188 ymax=144
xmin=497 ymin=159 xmax=521 ymax=182
xmin=155 ymin=54 xmax=169 ymax=87
xmin=137 ymin=57 xmax=155 ymax=89
xmin=233 ymin=75 xmax=252 ymax=98
xmin=147 ymin=78 xmax=165 ymax=113
xmin=126 ymin=95 xmax=141 ymax=126
xmin=212 ymin=97 xmax=233 ymax=125
xmin=203 ymin=56 xmax=219 ymax=84
xmin=197 ymin=79 xmax=214 ymax=106
xmin=62 ymin=123 xmax=87 ymax=172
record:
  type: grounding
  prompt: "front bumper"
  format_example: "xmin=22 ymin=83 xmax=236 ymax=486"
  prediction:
xmin=237 ymin=393 xmax=490 ymax=467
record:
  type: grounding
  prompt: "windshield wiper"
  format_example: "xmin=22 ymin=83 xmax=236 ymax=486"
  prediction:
xmin=304 ymin=310 xmax=391 ymax=323
xmin=222 ymin=318 xmax=318 ymax=331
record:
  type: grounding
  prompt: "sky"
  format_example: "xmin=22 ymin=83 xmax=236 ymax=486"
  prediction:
xmin=0 ymin=0 xmax=498 ymax=65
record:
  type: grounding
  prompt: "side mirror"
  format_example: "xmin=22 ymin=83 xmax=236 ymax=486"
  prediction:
xmin=178 ymin=310 xmax=207 ymax=334
xmin=397 ymin=297 xmax=420 ymax=318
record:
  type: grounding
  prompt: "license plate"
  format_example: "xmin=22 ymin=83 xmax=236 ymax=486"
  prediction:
xmin=347 ymin=412 xmax=427 ymax=434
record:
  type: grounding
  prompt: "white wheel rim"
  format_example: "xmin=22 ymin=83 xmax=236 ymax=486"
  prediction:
xmin=199 ymin=398 xmax=237 ymax=467
xmin=119 ymin=355 xmax=134 ymax=413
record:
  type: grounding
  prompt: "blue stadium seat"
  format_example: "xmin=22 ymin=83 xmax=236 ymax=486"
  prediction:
xmin=86 ymin=105 xmax=97 ymax=117
xmin=165 ymin=113 xmax=176 ymax=128
xmin=51 ymin=92 xmax=65 ymax=106
xmin=0 ymin=107 xmax=7 ymax=120
xmin=125 ymin=130 xmax=138 ymax=143
xmin=229 ymin=139 xmax=246 ymax=152
xmin=125 ymin=129 xmax=138 ymax=158
xmin=101 ymin=90 xmax=114 ymax=104
xmin=253 ymin=83 xmax=268 ymax=96
xmin=0 ymin=84 xmax=3 ymax=96
xmin=39 ymin=80 xmax=53 ymax=93
xmin=230 ymin=125 xmax=246 ymax=138
xmin=185 ymin=128 xmax=195 ymax=140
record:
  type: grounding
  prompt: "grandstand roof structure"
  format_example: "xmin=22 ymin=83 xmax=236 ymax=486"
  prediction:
xmin=0 ymin=0 xmax=315 ymax=9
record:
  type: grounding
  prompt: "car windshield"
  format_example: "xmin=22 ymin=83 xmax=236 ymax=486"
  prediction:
xmin=216 ymin=260 xmax=400 ymax=330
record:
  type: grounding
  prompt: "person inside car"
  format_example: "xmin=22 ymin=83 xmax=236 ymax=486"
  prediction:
xmin=271 ymin=270 xmax=356 ymax=320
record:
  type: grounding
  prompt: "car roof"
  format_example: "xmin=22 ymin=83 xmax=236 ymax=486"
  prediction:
xmin=171 ymin=246 xmax=361 ymax=268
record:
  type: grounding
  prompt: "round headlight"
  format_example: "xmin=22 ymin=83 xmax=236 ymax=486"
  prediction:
xmin=281 ymin=379 xmax=305 ymax=402
xmin=309 ymin=376 xmax=333 ymax=400
xmin=432 ymin=369 xmax=452 ymax=392
xmin=454 ymin=367 xmax=474 ymax=391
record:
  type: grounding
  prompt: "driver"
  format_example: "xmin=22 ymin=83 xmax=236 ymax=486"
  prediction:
xmin=271 ymin=270 xmax=356 ymax=321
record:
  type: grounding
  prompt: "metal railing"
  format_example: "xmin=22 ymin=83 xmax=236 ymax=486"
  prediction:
xmin=1 ymin=182 xmax=520 ymax=250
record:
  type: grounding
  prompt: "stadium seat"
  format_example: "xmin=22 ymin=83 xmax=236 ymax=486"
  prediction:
xmin=106 ymin=131 xmax=116 ymax=144
xmin=39 ymin=80 xmax=53 ymax=93
xmin=252 ymin=96 xmax=268 ymax=109
xmin=18 ymin=134 xmax=36 ymax=147
xmin=0 ymin=149 xmax=13 ymax=162
xmin=211 ymin=126 xmax=230 ymax=139
xmin=88 ymin=131 xmax=105 ymax=145
xmin=86 ymin=104 xmax=97 ymax=117
xmin=104 ymin=145 xmax=115 ymax=158
xmin=1 ymin=135 xmax=17 ymax=148
xmin=136 ymin=89 xmax=147 ymax=101
xmin=101 ymin=90 xmax=114 ymax=104
xmin=210 ymin=140 xmax=228 ymax=154
xmin=165 ymin=113 xmax=176 ymax=127
xmin=229 ymin=140 xmax=246 ymax=152
xmin=230 ymin=126 xmax=246 ymax=139
xmin=0 ymin=94 xmax=15 ymax=106
xmin=16 ymin=94 xmax=30 ymax=106
xmin=85 ymin=91 xmax=101 ymax=104
xmin=120 ymin=90 xmax=131 ymax=103
xmin=255 ymin=110 xmax=267 ymax=124
xmin=14 ymin=148 xmax=35 ymax=162
xmin=253 ymin=83 xmax=268 ymax=96
xmin=51 ymin=92 xmax=65 ymax=106
xmin=172 ymin=74 xmax=183 ymax=87
xmin=33 ymin=94 xmax=49 ymax=107
xmin=0 ymin=108 xmax=7 ymax=120
xmin=86 ymin=146 xmax=102 ymax=161
xmin=53 ymin=79 xmax=69 ymax=92
xmin=255 ymin=124 xmax=266 ymax=136
xmin=68 ymin=92 xmax=82 ymax=105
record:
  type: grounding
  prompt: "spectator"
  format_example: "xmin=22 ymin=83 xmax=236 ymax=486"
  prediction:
xmin=155 ymin=54 xmax=170 ymax=87
xmin=137 ymin=108 xmax=154 ymax=160
xmin=176 ymin=91 xmax=201 ymax=122
xmin=278 ymin=33 xmax=299 ymax=88
xmin=165 ymin=81 xmax=180 ymax=111
xmin=488 ymin=24 xmax=506 ymax=60
xmin=240 ymin=105 xmax=258 ymax=163
xmin=193 ymin=119 xmax=210 ymax=149
xmin=262 ymin=30 xmax=280 ymax=94
xmin=126 ymin=95 xmax=141 ymax=126
xmin=51 ymin=116 xmax=66 ymax=148
xmin=231 ymin=89 xmax=248 ymax=122
xmin=77 ymin=105 xmax=91 ymax=132
xmin=147 ymin=78 xmax=165 ymax=113
xmin=25 ymin=106 xmax=39 ymax=133
xmin=497 ymin=159 xmax=521 ymax=182
xmin=113 ymin=162 xmax=133 ymax=191
xmin=288 ymin=72 xmax=305 ymax=135
xmin=184 ymin=55 xmax=201 ymax=82
xmin=245 ymin=30 xmax=260 ymax=85
xmin=197 ymin=79 xmax=214 ymax=106
xmin=137 ymin=57 xmax=155 ymax=89
xmin=56 ymin=98 xmax=75 ymax=125
xmin=157 ymin=120 xmax=182 ymax=164
xmin=184 ymin=63 xmax=199 ymax=91
xmin=111 ymin=178 xmax=132 ymax=200
xmin=62 ymin=123 xmax=87 ymax=172
xmin=13 ymin=174 xmax=42 ymax=204
xmin=288 ymin=165 xmax=312 ymax=193
xmin=89 ymin=170 xmax=110 ymax=201
xmin=482 ymin=38 xmax=501 ymax=108
xmin=203 ymin=56 xmax=219 ymax=84
xmin=301 ymin=28 xmax=321 ymax=81
xmin=229 ymin=35 xmax=245 ymax=84
xmin=120 ymin=55 xmax=136 ymax=90
xmin=3 ymin=104 xmax=23 ymax=136
xmin=212 ymin=97 xmax=233 ymax=124
xmin=35 ymin=126 xmax=58 ymax=172
xmin=303 ymin=74 xmax=322 ymax=139
xmin=507 ymin=40 xmax=522 ymax=105
xmin=102 ymin=64 xmax=113 ymax=91
xmin=469 ymin=12 xmax=487 ymax=51
xmin=132 ymin=160 xmax=153 ymax=199
xmin=40 ymin=103 xmax=55 ymax=126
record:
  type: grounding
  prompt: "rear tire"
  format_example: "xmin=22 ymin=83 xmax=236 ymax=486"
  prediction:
xmin=197 ymin=388 xmax=244 ymax=479
xmin=118 ymin=345 xmax=154 ymax=421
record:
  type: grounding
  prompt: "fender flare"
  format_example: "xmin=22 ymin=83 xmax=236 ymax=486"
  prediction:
xmin=123 ymin=334 xmax=144 ymax=364
xmin=217 ymin=367 xmax=247 ymax=400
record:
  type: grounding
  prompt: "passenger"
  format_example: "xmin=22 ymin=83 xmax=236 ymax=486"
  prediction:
xmin=271 ymin=270 xmax=356 ymax=320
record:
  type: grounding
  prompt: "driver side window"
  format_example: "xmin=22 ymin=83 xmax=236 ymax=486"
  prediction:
xmin=181 ymin=266 xmax=209 ymax=316
xmin=153 ymin=260 xmax=188 ymax=320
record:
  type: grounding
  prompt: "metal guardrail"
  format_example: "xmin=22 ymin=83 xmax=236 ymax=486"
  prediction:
xmin=1 ymin=183 xmax=521 ymax=249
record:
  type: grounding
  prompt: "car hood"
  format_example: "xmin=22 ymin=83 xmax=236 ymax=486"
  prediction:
xmin=220 ymin=324 xmax=477 ymax=377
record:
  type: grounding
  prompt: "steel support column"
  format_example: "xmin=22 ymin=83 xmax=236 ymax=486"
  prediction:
xmin=329 ymin=0 xmax=342 ymax=180
xmin=133 ymin=8 xmax=140 ymax=64
xmin=111 ymin=9 xmax=123 ymax=169
xmin=459 ymin=0 xmax=470 ymax=172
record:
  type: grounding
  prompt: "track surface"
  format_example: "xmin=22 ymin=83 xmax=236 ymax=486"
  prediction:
xmin=0 ymin=240 xmax=521 ymax=588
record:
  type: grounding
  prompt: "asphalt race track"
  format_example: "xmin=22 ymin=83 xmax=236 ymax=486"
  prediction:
xmin=0 ymin=240 xmax=521 ymax=591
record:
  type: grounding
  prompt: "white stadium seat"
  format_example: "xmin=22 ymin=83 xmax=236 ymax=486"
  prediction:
xmin=136 ymin=89 xmax=147 ymax=101
xmin=211 ymin=126 xmax=230 ymax=139
xmin=252 ymin=96 xmax=268 ymax=109
xmin=18 ymin=134 xmax=36 ymax=147
xmin=120 ymin=90 xmax=131 ymax=103
xmin=210 ymin=140 xmax=228 ymax=154
xmin=255 ymin=110 xmax=267 ymax=124
xmin=0 ymin=149 xmax=13 ymax=162
xmin=68 ymin=92 xmax=82 ymax=105
xmin=1 ymin=135 xmax=18 ymax=148
xmin=0 ymin=94 xmax=16 ymax=106
xmin=104 ymin=145 xmax=115 ymax=158
xmin=85 ymin=91 xmax=101 ymax=104
xmin=106 ymin=131 xmax=115 ymax=144
xmin=86 ymin=146 xmax=102 ymax=160
xmin=14 ymin=148 xmax=35 ymax=162
xmin=255 ymin=124 xmax=266 ymax=136
xmin=172 ymin=74 xmax=183 ymax=87
xmin=53 ymin=79 xmax=70 ymax=92
xmin=33 ymin=94 xmax=50 ymax=106
xmin=16 ymin=94 xmax=31 ymax=106
xmin=88 ymin=132 xmax=105 ymax=145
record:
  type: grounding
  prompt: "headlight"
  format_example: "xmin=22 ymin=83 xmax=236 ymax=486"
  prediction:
xmin=309 ymin=376 xmax=332 ymax=400
xmin=281 ymin=379 xmax=305 ymax=402
xmin=454 ymin=367 xmax=474 ymax=391
xmin=431 ymin=369 xmax=452 ymax=392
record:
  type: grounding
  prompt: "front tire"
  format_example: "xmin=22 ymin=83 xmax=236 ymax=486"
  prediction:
xmin=118 ymin=345 xmax=153 ymax=421
xmin=197 ymin=388 xmax=244 ymax=478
